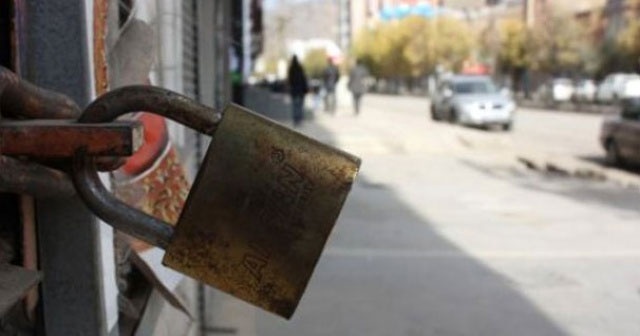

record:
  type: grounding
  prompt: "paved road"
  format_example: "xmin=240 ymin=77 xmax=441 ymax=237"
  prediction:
xmin=208 ymin=93 xmax=640 ymax=336
xmin=363 ymin=94 xmax=605 ymax=157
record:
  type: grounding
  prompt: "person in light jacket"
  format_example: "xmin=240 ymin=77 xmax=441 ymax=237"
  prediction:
xmin=348 ymin=59 xmax=370 ymax=115
xmin=322 ymin=57 xmax=340 ymax=113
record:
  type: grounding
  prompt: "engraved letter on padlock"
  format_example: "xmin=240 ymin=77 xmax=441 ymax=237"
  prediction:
xmin=72 ymin=86 xmax=360 ymax=318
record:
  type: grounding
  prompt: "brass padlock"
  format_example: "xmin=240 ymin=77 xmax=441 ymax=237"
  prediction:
xmin=72 ymin=86 xmax=360 ymax=318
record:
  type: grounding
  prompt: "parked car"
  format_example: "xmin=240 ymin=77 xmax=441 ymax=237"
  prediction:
xmin=600 ymin=98 xmax=640 ymax=166
xmin=572 ymin=79 xmax=597 ymax=102
xmin=595 ymin=73 xmax=640 ymax=104
xmin=430 ymin=75 xmax=516 ymax=130
xmin=535 ymin=78 xmax=574 ymax=105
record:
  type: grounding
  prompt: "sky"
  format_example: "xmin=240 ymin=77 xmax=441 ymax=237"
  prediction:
xmin=264 ymin=0 xmax=315 ymax=10
xmin=264 ymin=0 xmax=277 ymax=10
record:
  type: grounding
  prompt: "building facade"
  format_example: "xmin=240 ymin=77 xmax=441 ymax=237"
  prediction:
xmin=0 ymin=0 xmax=261 ymax=335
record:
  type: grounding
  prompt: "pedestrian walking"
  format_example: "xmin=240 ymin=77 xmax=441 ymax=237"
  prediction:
xmin=322 ymin=57 xmax=340 ymax=113
xmin=287 ymin=55 xmax=309 ymax=126
xmin=348 ymin=59 xmax=370 ymax=115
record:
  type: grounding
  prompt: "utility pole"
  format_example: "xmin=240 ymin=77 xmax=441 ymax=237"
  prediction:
xmin=522 ymin=0 xmax=536 ymax=98
xmin=338 ymin=0 xmax=350 ymax=54
xmin=242 ymin=0 xmax=251 ymax=81
xmin=524 ymin=0 xmax=535 ymax=28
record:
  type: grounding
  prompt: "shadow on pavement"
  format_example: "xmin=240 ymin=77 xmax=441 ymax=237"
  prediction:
xmin=237 ymin=87 xmax=568 ymax=336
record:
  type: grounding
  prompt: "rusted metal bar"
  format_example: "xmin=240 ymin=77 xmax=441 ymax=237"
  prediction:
xmin=0 ymin=155 xmax=75 ymax=197
xmin=0 ymin=120 xmax=143 ymax=157
xmin=0 ymin=66 xmax=81 ymax=120
xmin=0 ymin=66 xmax=128 ymax=170
xmin=20 ymin=195 xmax=38 ymax=321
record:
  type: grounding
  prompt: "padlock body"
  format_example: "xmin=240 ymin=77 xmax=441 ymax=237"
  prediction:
xmin=163 ymin=104 xmax=360 ymax=318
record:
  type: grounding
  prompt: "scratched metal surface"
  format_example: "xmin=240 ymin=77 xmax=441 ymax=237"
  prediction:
xmin=163 ymin=104 xmax=360 ymax=318
xmin=0 ymin=120 xmax=142 ymax=157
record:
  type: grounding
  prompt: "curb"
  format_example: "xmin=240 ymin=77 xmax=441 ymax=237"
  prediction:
xmin=516 ymin=100 xmax=618 ymax=115
xmin=517 ymin=153 xmax=640 ymax=189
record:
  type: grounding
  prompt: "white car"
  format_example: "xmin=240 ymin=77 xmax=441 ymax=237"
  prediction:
xmin=572 ymin=79 xmax=597 ymax=102
xmin=595 ymin=73 xmax=640 ymax=103
xmin=536 ymin=78 xmax=574 ymax=105
xmin=430 ymin=75 xmax=516 ymax=130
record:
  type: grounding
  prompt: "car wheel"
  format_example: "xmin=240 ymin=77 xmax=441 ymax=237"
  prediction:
xmin=611 ymin=94 xmax=619 ymax=105
xmin=449 ymin=109 xmax=459 ymax=123
xmin=430 ymin=105 xmax=439 ymax=121
xmin=502 ymin=122 xmax=512 ymax=131
xmin=605 ymin=140 xmax=623 ymax=167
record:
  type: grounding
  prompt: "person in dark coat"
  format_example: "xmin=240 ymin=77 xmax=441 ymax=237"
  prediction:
xmin=287 ymin=55 xmax=309 ymax=126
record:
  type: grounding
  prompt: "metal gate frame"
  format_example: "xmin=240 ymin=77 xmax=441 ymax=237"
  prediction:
xmin=23 ymin=1 xmax=108 ymax=335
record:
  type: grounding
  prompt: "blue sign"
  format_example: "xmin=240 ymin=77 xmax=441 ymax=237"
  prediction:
xmin=380 ymin=3 xmax=448 ymax=21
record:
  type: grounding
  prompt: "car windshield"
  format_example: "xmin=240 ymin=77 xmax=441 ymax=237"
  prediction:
xmin=452 ymin=80 xmax=497 ymax=94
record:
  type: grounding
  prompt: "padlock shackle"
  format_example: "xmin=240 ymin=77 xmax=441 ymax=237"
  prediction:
xmin=71 ymin=86 xmax=218 ymax=249
xmin=80 ymin=86 xmax=221 ymax=135
xmin=72 ymin=151 xmax=174 ymax=249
